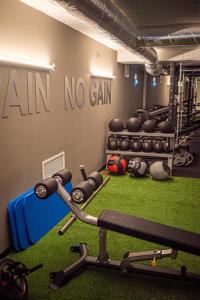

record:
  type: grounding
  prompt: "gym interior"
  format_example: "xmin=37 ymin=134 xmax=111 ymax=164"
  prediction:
xmin=0 ymin=1 xmax=200 ymax=299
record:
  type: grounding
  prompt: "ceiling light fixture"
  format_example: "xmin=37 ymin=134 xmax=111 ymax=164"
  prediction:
xmin=133 ymin=73 xmax=139 ymax=86
xmin=152 ymin=76 xmax=157 ymax=87
xmin=0 ymin=55 xmax=56 ymax=72
xmin=90 ymin=71 xmax=115 ymax=79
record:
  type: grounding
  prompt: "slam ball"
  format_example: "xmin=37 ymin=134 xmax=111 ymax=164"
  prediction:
xmin=127 ymin=158 xmax=148 ymax=178
xmin=150 ymin=161 xmax=170 ymax=180
xmin=107 ymin=155 xmax=127 ymax=175
xmin=108 ymin=118 xmax=124 ymax=132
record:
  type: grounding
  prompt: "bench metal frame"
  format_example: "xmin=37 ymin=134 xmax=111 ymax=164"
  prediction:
xmin=48 ymin=179 xmax=200 ymax=289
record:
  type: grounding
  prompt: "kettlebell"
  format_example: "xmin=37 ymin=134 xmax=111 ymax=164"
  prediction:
xmin=163 ymin=139 xmax=170 ymax=152
xmin=130 ymin=138 xmax=142 ymax=152
xmin=119 ymin=136 xmax=130 ymax=151
xmin=143 ymin=138 xmax=152 ymax=152
xmin=107 ymin=136 xmax=118 ymax=150
xmin=153 ymin=138 xmax=164 ymax=153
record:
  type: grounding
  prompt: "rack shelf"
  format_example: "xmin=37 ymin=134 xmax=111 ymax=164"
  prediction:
xmin=108 ymin=130 xmax=175 ymax=138
xmin=106 ymin=150 xmax=173 ymax=158
xmin=106 ymin=131 xmax=175 ymax=174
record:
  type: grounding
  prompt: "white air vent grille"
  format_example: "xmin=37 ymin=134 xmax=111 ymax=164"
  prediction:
xmin=42 ymin=151 xmax=65 ymax=179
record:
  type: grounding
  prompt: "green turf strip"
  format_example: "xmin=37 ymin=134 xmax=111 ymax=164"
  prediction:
xmin=10 ymin=175 xmax=200 ymax=300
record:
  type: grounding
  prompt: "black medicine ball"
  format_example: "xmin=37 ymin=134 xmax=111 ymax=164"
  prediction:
xmin=108 ymin=118 xmax=124 ymax=132
xmin=158 ymin=120 xmax=172 ymax=133
xmin=143 ymin=119 xmax=156 ymax=133
xmin=126 ymin=117 xmax=141 ymax=132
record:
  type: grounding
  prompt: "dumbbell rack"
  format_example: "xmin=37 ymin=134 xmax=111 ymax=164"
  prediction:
xmin=106 ymin=131 xmax=175 ymax=174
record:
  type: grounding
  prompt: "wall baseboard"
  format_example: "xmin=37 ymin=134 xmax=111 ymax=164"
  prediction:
xmin=0 ymin=246 xmax=13 ymax=259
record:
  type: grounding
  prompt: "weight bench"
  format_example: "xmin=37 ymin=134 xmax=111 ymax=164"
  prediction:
xmin=34 ymin=170 xmax=200 ymax=289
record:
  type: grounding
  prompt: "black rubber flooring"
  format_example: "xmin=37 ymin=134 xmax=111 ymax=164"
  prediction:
xmin=173 ymin=161 xmax=200 ymax=179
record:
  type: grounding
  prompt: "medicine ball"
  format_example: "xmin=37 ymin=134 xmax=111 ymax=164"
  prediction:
xmin=126 ymin=117 xmax=141 ymax=132
xmin=150 ymin=161 xmax=170 ymax=181
xmin=107 ymin=155 xmax=127 ymax=175
xmin=127 ymin=158 xmax=148 ymax=178
xmin=143 ymin=119 xmax=156 ymax=133
xmin=157 ymin=120 xmax=172 ymax=133
xmin=109 ymin=118 xmax=124 ymax=132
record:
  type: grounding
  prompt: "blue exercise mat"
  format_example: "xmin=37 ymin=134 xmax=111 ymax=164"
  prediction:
xmin=8 ymin=188 xmax=33 ymax=251
xmin=14 ymin=198 xmax=32 ymax=250
xmin=8 ymin=200 xmax=21 ymax=251
xmin=23 ymin=182 xmax=72 ymax=244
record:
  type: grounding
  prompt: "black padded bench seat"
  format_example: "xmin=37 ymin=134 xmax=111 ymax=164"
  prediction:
xmin=97 ymin=210 xmax=200 ymax=256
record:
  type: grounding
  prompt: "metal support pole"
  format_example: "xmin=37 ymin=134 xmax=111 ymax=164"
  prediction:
xmin=142 ymin=70 xmax=147 ymax=109
xmin=98 ymin=228 xmax=108 ymax=263
xmin=168 ymin=62 xmax=178 ymax=130
xmin=187 ymin=75 xmax=192 ymax=127
xmin=176 ymin=62 xmax=183 ymax=144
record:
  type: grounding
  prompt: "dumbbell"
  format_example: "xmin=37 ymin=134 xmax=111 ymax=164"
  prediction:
xmin=71 ymin=166 xmax=103 ymax=204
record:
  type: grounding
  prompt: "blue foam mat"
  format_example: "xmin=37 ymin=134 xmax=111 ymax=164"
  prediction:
xmin=14 ymin=199 xmax=32 ymax=250
xmin=23 ymin=182 xmax=72 ymax=244
xmin=8 ymin=183 xmax=72 ymax=250
xmin=8 ymin=188 xmax=33 ymax=251
xmin=8 ymin=200 xmax=21 ymax=251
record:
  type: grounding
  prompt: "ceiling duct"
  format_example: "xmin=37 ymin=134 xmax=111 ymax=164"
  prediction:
xmin=139 ymin=33 xmax=200 ymax=47
xmin=54 ymin=0 xmax=162 ymax=76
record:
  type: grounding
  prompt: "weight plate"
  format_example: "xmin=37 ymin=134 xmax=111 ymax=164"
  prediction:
xmin=133 ymin=109 xmax=149 ymax=124
xmin=0 ymin=259 xmax=28 ymax=300
xmin=185 ymin=153 xmax=193 ymax=166
xmin=174 ymin=152 xmax=187 ymax=167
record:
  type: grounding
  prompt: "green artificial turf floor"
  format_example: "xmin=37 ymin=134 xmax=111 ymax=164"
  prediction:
xmin=10 ymin=174 xmax=200 ymax=300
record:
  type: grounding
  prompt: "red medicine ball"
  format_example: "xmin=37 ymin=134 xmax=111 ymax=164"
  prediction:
xmin=107 ymin=155 xmax=127 ymax=174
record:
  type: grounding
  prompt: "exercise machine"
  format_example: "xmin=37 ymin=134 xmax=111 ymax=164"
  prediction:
xmin=34 ymin=169 xmax=200 ymax=290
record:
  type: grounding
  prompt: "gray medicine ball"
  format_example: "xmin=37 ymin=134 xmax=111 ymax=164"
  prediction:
xmin=150 ymin=161 xmax=170 ymax=180
xmin=128 ymin=158 xmax=148 ymax=178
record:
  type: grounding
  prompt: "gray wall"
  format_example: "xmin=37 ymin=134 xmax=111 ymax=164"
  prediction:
xmin=146 ymin=75 xmax=170 ymax=108
xmin=0 ymin=0 xmax=143 ymax=251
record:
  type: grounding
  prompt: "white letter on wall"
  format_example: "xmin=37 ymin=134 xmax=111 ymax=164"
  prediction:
xmin=89 ymin=79 xmax=97 ymax=106
xmin=2 ymin=69 xmax=27 ymax=118
xmin=76 ymin=78 xmax=85 ymax=108
xmin=27 ymin=72 xmax=34 ymax=114
xmin=104 ymin=81 xmax=111 ymax=104
xmin=36 ymin=73 xmax=50 ymax=113
xmin=64 ymin=76 xmax=75 ymax=109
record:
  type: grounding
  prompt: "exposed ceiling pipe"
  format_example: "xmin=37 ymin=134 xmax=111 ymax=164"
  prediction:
xmin=139 ymin=33 xmax=200 ymax=47
xmin=54 ymin=0 xmax=162 ymax=76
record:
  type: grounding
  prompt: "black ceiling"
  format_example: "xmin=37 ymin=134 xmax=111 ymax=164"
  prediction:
xmin=112 ymin=0 xmax=200 ymax=36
